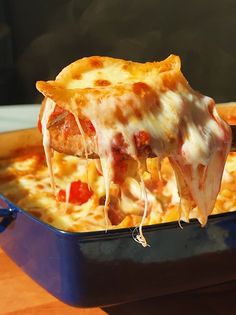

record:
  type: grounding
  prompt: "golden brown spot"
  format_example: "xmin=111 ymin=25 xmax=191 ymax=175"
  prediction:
xmin=198 ymin=164 xmax=207 ymax=189
xmin=12 ymin=146 xmax=44 ymax=161
xmin=27 ymin=175 xmax=34 ymax=179
xmin=72 ymin=73 xmax=82 ymax=80
xmin=4 ymin=194 xmax=18 ymax=203
xmin=94 ymin=214 xmax=103 ymax=220
xmin=122 ymin=64 xmax=129 ymax=70
xmin=0 ymin=173 xmax=16 ymax=184
xmin=36 ymin=184 xmax=44 ymax=189
xmin=90 ymin=57 xmax=103 ymax=68
xmin=127 ymin=99 xmax=143 ymax=119
xmin=66 ymin=207 xmax=73 ymax=215
xmin=67 ymin=227 xmax=76 ymax=232
xmin=133 ymin=82 xmax=151 ymax=97
xmin=29 ymin=210 xmax=42 ymax=218
xmin=94 ymin=79 xmax=111 ymax=86
xmin=161 ymin=72 xmax=185 ymax=91
xmin=47 ymin=216 xmax=54 ymax=223
xmin=167 ymin=134 xmax=176 ymax=145
xmin=133 ymin=82 xmax=159 ymax=112
xmin=114 ymin=106 xmax=128 ymax=124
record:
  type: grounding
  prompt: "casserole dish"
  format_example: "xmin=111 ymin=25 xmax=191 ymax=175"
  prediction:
xmin=1 ymin=128 xmax=236 ymax=307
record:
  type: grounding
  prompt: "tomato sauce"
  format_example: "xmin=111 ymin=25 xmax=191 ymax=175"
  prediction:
xmin=58 ymin=180 xmax=93 ymax=205
xmin=40 ymin=105 xmax=96 ymax=137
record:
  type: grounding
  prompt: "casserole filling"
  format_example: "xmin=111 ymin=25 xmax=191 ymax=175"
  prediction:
xmin=0 ymin=147 xmax=236 ymax=233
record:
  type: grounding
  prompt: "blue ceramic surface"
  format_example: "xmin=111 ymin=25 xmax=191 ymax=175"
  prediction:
xmin=1 ymin=193 xmax=236 ymax=307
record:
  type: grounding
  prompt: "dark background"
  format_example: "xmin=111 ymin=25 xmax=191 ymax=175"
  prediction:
xmin=0 ymin=0 xmax=236 ymax=104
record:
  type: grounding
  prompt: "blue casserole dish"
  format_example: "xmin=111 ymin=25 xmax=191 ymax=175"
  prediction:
xmin=1 ymin=129 xmax=236 ymax=307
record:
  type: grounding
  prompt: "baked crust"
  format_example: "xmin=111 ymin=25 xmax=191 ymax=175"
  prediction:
xmin=36 ymin=55 xmax=185 ymax=157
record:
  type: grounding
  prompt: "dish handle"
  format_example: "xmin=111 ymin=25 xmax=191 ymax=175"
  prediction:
xmin=0 ymin=195 xmax=18 ymax=232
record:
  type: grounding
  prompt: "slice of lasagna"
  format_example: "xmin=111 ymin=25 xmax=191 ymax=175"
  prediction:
xmin=36 ymin=55 xmax=231 ymax=245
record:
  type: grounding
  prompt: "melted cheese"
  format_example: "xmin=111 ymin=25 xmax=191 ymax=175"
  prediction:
xmin=1 ymin=149 xmax=236 ymax=233
xmin=36 ymin=55 xmax=232 ymax=241
xmin=41 ymin=98 xmax=56 ymax=193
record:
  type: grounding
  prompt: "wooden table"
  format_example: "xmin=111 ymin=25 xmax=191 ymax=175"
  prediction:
xmin=0 ymin=248 xmax=106 ymax=315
